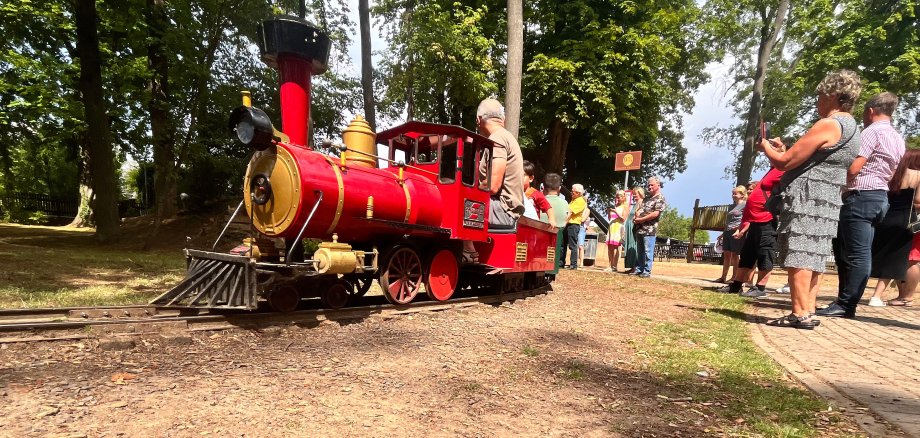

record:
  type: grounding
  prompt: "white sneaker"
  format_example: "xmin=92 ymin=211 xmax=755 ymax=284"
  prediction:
xmin=775 ymin=285 xmax=791 ymax=294
xmin=868 ymin=297 xmax=886 ymax=307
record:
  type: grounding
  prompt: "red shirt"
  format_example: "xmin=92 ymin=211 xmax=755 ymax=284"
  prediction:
xmin=525 ymin=187 xmax=551 ymax=214
xmin=742 ymin=168 xmax=784 ymax=225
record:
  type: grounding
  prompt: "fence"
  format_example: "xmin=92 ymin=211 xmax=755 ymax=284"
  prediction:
xmin=655 ymin=241 xmax=722 ymax=263
xmin=0 ymin=192 xmax=79 ymax=218
xmin=0 ymin=193 xmax=148 ymax=220
xmin=688 ymin=199 xmax=734 ymax=263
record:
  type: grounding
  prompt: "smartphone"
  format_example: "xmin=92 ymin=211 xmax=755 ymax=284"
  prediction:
xmin=758 ymin=121 xmax=772 ymax=143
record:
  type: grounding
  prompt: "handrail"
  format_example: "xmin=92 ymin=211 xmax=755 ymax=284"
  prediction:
xmin=324 ymin=140 xmax=441 ymax=178
xmin=286 ymin=190 xmax=324 ymax=263
xmin=212 ymin=200 xmax=246 ymax=250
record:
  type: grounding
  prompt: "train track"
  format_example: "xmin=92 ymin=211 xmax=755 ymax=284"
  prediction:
xmin=0 ymin=285 xmax=552 ymax=342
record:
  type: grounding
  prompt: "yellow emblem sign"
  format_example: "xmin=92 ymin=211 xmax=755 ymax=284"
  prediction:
xmin=615 ymin=151 xmax=642 ymax=171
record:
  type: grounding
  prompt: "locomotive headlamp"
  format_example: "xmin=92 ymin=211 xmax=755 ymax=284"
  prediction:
xmin=229 ymin=106 xmax=274 ymax=151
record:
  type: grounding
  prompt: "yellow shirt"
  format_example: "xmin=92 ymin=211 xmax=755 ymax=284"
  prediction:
xmin=568 ymin=197 xmax=586 ymax=225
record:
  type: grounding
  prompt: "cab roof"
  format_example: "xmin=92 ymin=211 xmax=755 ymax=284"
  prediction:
xmin=375 ymin=121 xmax=494 ymax=146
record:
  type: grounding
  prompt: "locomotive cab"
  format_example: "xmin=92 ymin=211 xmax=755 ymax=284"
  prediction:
xmin=377 ymin=122 xmax=494 ymax=243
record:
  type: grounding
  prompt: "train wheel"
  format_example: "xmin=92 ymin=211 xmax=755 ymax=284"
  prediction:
xmin=347 ymin=274 xmax=374 ymax=298
xmin=425 ymin=249 xmax=459 ymax=301
xmin=267 ymin=284 xmax=300 ymax=313
xmin=379 ymin=246 xmax=423 ymax=305
xmin=321 ymin=280 xmax=352 ymax=309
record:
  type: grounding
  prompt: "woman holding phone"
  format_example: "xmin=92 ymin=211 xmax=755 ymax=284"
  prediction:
xmin=757 ymin=70 xmax=863 ymax=329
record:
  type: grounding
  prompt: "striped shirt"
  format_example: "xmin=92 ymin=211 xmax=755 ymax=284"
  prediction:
xmin=848 ymin=120 xmax=905 ymax=191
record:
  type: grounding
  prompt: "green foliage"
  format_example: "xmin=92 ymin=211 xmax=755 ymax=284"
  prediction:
xmin=703 ymin=0 xmax=920 ymax=179
xmin=658 ymin=206 xmax=709 ymax=243
xmin=376 ymin=0 xmax=501 ymax=126
xmin=1 ymin=205 xmax=48 ymax=225
xmin=0 ymin=0 xmax=363 ymax=220
xmin=523 ymin=0 xmax=711 ymax=186
xmin=126 ymin=163 xmax=155 ymax=208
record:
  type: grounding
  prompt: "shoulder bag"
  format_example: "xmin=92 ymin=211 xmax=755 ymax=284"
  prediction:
xmin=763 ymin=120 xmax=856 ymax=216
xmin=907 ymin=188 xmax=920 ymax=234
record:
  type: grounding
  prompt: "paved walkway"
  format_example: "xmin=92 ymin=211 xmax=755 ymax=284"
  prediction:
xmin=650 ymin=271 xmax=919 ymax=437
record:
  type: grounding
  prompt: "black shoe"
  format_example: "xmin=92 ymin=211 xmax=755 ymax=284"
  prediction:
xmin=566 ymin=266 xmax=578 ymax=270
xmin=815 ymin=302 xmax=855 ymax=318
xmin=639 ymin=273 xmax=651 ymax=278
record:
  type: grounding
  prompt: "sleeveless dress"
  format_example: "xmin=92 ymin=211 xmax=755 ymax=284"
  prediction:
xmin=776 ymin=114 xmax=861 ymax=273
xmin=607 ymin=203 xmax=628 ymax=245
xmin=623 ymin=202 xmax=641 ymax=269
xmin=870 ymin=189 xmax=914 ymax=280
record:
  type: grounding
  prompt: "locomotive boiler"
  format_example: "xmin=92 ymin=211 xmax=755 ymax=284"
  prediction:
xmin=151 ymin=16 xmax=558 ymax=312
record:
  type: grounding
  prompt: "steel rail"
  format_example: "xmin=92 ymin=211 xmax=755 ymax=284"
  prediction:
xmin=0 ymin=285 xmax=551 ymax=335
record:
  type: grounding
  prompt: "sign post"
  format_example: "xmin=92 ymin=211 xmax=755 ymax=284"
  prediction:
xmin=614 ymin=151 xmax=642 ymax=189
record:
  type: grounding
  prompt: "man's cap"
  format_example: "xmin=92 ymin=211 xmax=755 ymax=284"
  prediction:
xmin=476 ymin=98 xmax=505 ymax=120
xmin=572 ymin=183 xmax=584 ymax=193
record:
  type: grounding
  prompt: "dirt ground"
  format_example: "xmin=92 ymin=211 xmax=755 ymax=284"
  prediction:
xmin=0 ymin=270 xmax=861 ymax=438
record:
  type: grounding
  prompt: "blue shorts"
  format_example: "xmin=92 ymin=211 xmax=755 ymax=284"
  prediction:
xmin=578 ymin=225 xmax=587 ymax=246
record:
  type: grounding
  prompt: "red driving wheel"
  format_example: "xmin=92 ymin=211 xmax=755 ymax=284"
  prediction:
xmin=378 ymin=246 xmax=423 ymax=305
xmin=425 ymin=249 xmax=459 ymax=301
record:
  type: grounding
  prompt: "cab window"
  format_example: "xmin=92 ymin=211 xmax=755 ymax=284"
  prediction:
xmin=415 ymin=135 xmax=440 ymax=165
xmin=461 ymin=139 xmax=478 ymax=186
xmin=388 ymin=136 xmax=414 ymax=165
xmin=439 ymin=136 xmax=458 ymax=184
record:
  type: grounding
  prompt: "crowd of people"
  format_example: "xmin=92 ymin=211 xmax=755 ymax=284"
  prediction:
xmin=710 ymin=71 xmax=913 ymax=329
xmin=472 ymin=73 xmax=915 ymax=332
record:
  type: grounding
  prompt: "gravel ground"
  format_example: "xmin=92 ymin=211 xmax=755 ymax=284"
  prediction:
xmin=0 ymin=270 xmax=859 ymax=437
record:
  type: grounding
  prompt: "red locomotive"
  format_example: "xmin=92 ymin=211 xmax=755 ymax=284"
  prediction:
xmin=152 ymin=17 xmax=557 ymax=312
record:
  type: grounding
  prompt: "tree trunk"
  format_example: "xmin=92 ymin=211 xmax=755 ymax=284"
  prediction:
xmin=546 ymin=118 xmax=571 ymax=175
xmin=359 ymin=0 xmax=376 ymax=130
xmin=70 ymin=184 xmax=94 ymax=228
xmin=504 ymin=0 xmax=523 ymax=138
xmin=69 ymin=138 xmax=93 ymax=228
xmin=406 ymin=60 xmax=415 ymax=121
xmin=736 ymin=0 xmax=790 ymax=186
xmin=75 ymin=0 xmax=120 ymax=242
xmin=147 ymin=0 xmax=178 ymax=223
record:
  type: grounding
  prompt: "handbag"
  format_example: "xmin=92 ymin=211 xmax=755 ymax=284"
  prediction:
xmin=762 ymin=119 xmax=856 ymax=216
xmin=907 ymin=190 xmax=920 ymax=234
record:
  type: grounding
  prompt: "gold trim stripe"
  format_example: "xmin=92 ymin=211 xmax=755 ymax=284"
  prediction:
xmin=324 ymin=156 xmax=346 ymax=234
xmin=402 ymin=182 xmax=411 ymax=222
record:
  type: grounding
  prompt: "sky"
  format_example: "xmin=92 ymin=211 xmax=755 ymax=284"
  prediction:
xmin=342 ymin=7 xmax=743 ymax=223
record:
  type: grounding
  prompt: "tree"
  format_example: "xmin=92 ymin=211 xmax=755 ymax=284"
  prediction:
xmin=358 ymin=0 xmax=376 ymax=129
xmin=523 ymin=0 xmax=711 ymax=188
xmin=704 ymin=0 xmax=920 ymax=181
xmin=147 ymin=0 xmax=178 ymax=225
xmin=75 ymin=0 xmax=121 ymax=242
xmin=736 ymin=0 xmax=789 ymax=186
xmin=658 ymin=206 xmax=709 ymax=243
xmin=504 ymin=0 xmax=523 ymax=138
xmin=377 ymin=0 xmax=501 ymax=127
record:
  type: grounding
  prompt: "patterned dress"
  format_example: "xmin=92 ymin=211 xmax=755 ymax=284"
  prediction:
xmin=776 ymin=115 xmax=861 ymax=272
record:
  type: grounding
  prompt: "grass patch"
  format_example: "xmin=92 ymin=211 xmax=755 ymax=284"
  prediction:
xmin=641 ymin=289 xmax=841 ymax=437
xmin=0 ymin=224 xmax=185 ymax=308
xmin=557 ymin=359 xmax=586 ymax=381
xmin=521 ymin=345 xmax=540 ymax=357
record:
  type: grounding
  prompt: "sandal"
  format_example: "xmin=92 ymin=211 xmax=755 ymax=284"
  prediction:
xmin=766 ymin=313 xmax=816 ymax=330
xmin=713 ymin=278 xmax=727 ymax=284
xmin=461 ymin=250 xmax=479 ymax=264
xmin=807 ymin=313 xmax=822 ymax=327
xmin=888 ymin=299 xmax=914 ymax=307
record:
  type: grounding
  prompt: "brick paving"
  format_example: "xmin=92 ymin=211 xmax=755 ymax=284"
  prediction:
xmin=752 ymin=291 xmax=920 ymax=438
xmin=640 ymin=263 xmax=919 ymax=438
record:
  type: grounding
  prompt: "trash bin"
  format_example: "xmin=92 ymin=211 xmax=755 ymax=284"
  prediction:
xmin=583 ymin=232 xmax=598 ymax=266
